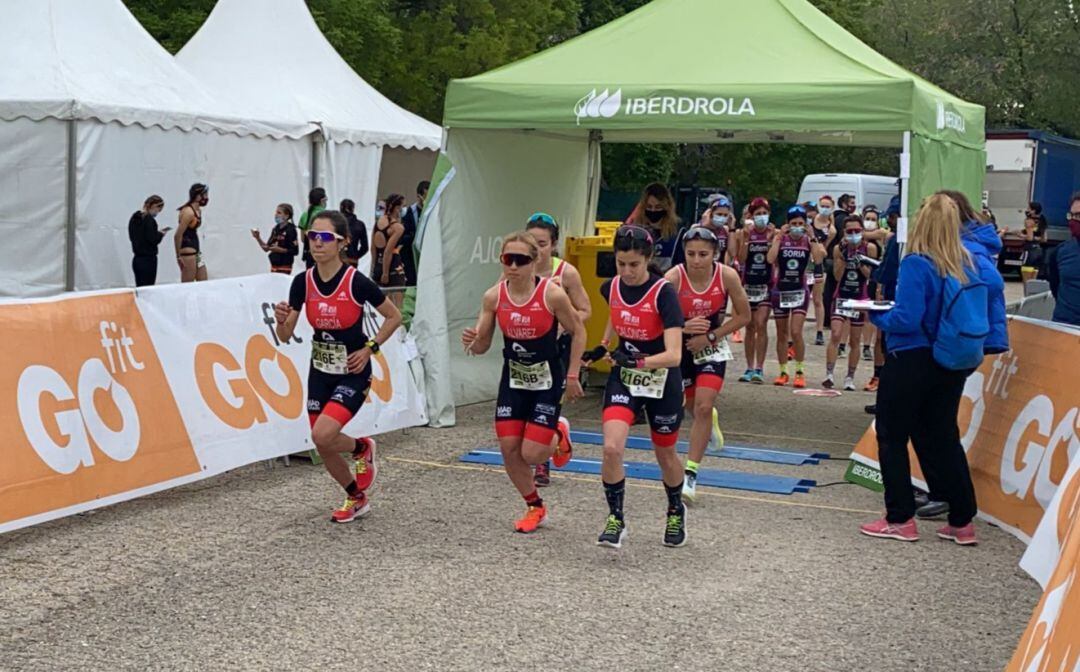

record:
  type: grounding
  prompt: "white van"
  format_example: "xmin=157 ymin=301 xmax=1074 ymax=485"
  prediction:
xmin=796 ymin=173 xmax=898 ymax=212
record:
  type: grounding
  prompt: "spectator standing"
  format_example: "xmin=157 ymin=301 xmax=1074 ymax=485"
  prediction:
xmin=629 ymin=182 xmax=680 ymax=269
xmin=1047 ymin=194 xmax=1080 ymax=327
xmin=128 ymin=195 xmax=169 ymax=287
xmin=340 ymin=199 xmax=369 ymax=268
xmin=298 ymin=187 xmax=328 ymax=269
xmin=175 ymin=183 xmax=210 ymax=283
xmin=252 ymin=203 xmax=299 ymax=274
xmin=400 ymin=181 xmax=429 ymax=286
xmin=372 ymin=193 xmax=407 ymax=306
xmin=860 ymin=194 xmax=985 ymax=546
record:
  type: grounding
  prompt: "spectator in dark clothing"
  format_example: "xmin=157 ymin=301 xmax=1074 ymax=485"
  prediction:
xmin=128 ymin=194 xmax=169 ymax=287
xmin=340 ymin=199 xmax=369 ymax=269
xmin=1048 ymin=194 xmax=1080 ymax=327
xmin=252 ymin=203 xmax=299 ymax=274
xmin=399 ymin=180 xmax=429 ymax=286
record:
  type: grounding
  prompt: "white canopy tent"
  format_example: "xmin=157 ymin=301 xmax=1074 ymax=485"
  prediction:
xmin=177 ymin=0 xmax=442 ymax=239
xmin=0 ymin=0 xmax=317 ymax=297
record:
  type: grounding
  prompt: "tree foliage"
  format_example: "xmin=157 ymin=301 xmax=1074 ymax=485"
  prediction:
xmin=124 ymin=0 xmax=1075 ymax=200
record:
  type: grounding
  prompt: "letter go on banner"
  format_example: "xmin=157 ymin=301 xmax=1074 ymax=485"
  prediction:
xmin=0 ymin=292 xmax=201 ymax=529
xmin=194 ymin=335 xmax=305 ymax=429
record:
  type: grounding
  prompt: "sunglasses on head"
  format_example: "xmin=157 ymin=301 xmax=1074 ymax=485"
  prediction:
xmin=683 ymin=226 xmax=718 ymax=242
xmin=500 ymin=252 xmax=535 ymax=268
xmin=615 ymin=225 xmax=655 ymax=245
xmin=528 ymin=212 xmax=558 ymax=229
xmin=307 ymin=230 xmax=343 ymax=243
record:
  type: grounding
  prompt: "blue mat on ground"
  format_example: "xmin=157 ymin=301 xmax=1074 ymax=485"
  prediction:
xmin=460 ymin=451 xmax=816 ymax=495
xmin=568 ymin=430 xmax=829 ymax=466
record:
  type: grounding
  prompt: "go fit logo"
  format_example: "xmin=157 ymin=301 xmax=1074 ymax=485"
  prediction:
xmin=193 ymin=309 xmax=394 ymax=429
xmin=3 ymin=294 xmax=200 ymax=526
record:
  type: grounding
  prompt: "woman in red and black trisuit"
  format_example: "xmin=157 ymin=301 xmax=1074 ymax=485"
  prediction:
xmin=274 ymin=210 xmax=402 ymax=523
xmin=461 ymin=232 xmax=585 ymax=534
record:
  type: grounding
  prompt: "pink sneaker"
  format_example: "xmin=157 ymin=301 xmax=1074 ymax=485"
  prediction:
xmin=859 ymin=517 xmax=919 ymax=542
xmin=937 ymin=523 xmax=978 ymax=546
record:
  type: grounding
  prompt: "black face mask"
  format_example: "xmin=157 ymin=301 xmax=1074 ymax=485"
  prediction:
xmin=645 ymin=209 xmax=665 ymax=224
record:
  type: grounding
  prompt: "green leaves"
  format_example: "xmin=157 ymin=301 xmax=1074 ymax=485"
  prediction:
xmin=125 ymin=0 xmax=1074 ymax=197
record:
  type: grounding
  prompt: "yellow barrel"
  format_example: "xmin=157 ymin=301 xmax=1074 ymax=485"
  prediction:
xmin=564 ymin=234 xmax=617 ymax=373
xmin=595 ymin=221 xmax=621 ymax=237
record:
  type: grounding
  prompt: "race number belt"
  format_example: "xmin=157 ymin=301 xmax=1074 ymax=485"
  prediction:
xmin=693 ymin=337 xmax=733 ymax=365
xmin=312 ymin=341 xmax=348 ymax=375
xmin=835 ymin=306 xmax=861 ymax=319
xmin=779 ymin=289 xmax=805 ymax=309
xmin=619 ymin=366 xmax=668 ymax=399
xmin=508 ymin=360 xmax=553 ymax=391
xmin=746 ymin=284 xmax=769 ymax=303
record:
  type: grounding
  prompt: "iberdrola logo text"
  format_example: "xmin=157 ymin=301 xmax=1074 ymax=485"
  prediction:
xmin=575 ymin=88 xmax=755 ymax=125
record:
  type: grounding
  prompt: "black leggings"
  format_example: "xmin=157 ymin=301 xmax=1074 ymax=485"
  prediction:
xmin=132 ymin=255 xmax=157 ymax=287
xmin=875 ymin=348 xmax=977 ymax=527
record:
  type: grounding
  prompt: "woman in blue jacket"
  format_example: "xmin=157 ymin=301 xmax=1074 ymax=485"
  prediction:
xmin=944 ymin=190 xmax=1009 ymax=354
xmin=860 ymin=194 xmax=981 ymax=546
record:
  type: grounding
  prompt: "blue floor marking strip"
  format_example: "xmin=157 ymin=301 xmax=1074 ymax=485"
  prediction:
xmin=460 ymin=451 xmax=816 ymax=495
xmin=567 ymin=431 xmax=829 ymax=466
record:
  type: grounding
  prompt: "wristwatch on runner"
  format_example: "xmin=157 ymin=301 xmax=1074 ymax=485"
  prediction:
xmin=365 ymin=340 xmax=380 ymax=354
xmin=707 ymin=332 xmax=718 ymax=344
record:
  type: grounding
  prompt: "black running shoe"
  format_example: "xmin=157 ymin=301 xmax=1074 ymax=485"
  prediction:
xmin=916 ymin=500 xmax=950 ymax=520
xmin=597 ymin=515 xmax=627 ymax=549
xmin=534 ymin=461 xmax=551 ymax=487
xmin=862 ymin=344 xmax=873 ymax=361
xmin=815 ymin=332 xmax=825 ymax=346
xmin=838 ymin=343 xmax=847 ymax=356
xmin=663 ymin=508 xmax=687 ymax=547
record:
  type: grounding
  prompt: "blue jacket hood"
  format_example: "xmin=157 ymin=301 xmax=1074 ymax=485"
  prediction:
xmin=962 ymin=221 xmax=1003 ymax=258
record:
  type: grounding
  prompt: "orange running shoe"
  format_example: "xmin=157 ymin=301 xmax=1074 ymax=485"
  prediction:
xmin=773 ymin=373 xmax=790 ymax=386
xmin=330 ymin=492 xmax=370 ymax=523
xmin=793 ymin=372 xmax=806 ymax=389
xmin=787 ymin=345 xmax=796 ymax=361
xmin=353 ymin=437 xmax=378 ymax=492
xmin=863 ymin=377 xmax=880 ymax=392
xmin=514 ymin=504 xmax=548 ymax=533
xmin=552 ymin=416 xmax=573 ymax=468
xmin=732 ymin=329 xmax=743 ymax=344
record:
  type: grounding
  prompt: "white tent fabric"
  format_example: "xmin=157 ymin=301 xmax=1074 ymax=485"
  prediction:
xmin=413 ymin=130 xmax=595 ymax=426
xmin=0 ymin=0 xmax=311 ymax=139
xmin=0 ymin=0 xmax=315 ymax=297
xmin=176 ymin=0 xmax=442 ymax=151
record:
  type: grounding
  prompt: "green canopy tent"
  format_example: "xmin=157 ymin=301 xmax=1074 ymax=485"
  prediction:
xmin=413 ymin=0 xmax=985 ymax=426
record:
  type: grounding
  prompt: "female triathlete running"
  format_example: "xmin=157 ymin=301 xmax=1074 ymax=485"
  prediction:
xmin=769 ymin=206 xmax=826 ymax=388
xmin=824 ymin=215 xmax=879 ymax=391
xmin=663 ymin=226 xmax=750 ymax=503
xmin=736 ymin=197 xmax=774 ymax=383
xmin=590 ymin=225 xmax=686 ymax=549
xmin=525 ymin=212 xmax=592 ymax=487
xmin=274 ymin=210 xmax=402 ymax=523
xmin=461 ymin=232 xmax=585 ymax=533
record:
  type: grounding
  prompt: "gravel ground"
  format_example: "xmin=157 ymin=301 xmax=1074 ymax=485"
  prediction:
xmin=0 ymin=305 xmax=1037 ymax=672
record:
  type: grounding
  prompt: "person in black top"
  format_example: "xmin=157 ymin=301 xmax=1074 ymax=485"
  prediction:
xmin=339 ymin=199 xmax=369 ymax=268
xmin=399 ymin=180 xmax=429 ymax=286
xmin=128 ymin=195 xmax=169 ymax=287
xmin=252 ymin=203 xmax=299 ymax=274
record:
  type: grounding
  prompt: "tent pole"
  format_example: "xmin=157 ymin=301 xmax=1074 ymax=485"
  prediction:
xmin=64 ymin=119 xmax=77 ymax=292
xmin=310 ymin=133 xmax=320 ymax=191
xmin=585 ymin=130 xmax=602 ymax=235
xmin=898 ymin=131 xmax=911 ymax=252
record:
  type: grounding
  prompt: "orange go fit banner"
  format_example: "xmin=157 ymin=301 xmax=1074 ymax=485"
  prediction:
xmin=1 ymin=291 xmax=201 ymax=528
xmin=847 ymin=316 xmax=1080 ymax=670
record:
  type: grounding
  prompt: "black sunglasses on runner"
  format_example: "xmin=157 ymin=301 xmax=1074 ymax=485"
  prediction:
xmin=615 ymin=225 xmax=654 ymax=245
xmin=682 ymin=226 xmax=718 ymax=242
xmin=500 ymin=252 xmax=535 ymax=268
